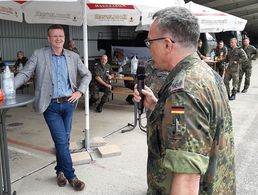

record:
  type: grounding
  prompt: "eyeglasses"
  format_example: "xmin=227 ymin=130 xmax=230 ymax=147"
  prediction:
xmin=49 ymin=35 xmax=65 ymax=39
xmin=144 ymin=37 xmax=175 ymax=48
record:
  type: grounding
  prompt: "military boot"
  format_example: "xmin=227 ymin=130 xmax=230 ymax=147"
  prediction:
xmin=229 ymin=94 xmax=236 ymax=101
xmin=95 ymin=101 xmax=104 ymax=113
xmin=241 ymin=88 xmax=248 ymax=93
xmin=229 ymin=90 xmax=236 ymax=100
xmin=227 ymin=92 xmax=231 ymax=100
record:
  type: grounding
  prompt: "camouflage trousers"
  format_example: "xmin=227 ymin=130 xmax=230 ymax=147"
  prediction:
xmin=216 ymin=62 xmax=226 ymax=77
xmin=224 ymin=70 xmax=239 ymax=97
xmin=146 ymin=120 xmax=172 ymax=195
xmin=90 ymin=84 xmax=112 ymax=104
xmin=147 ymin=151 xmax=170 ymax=195
xmin=238 ymin=64 xmax=252 ymax=91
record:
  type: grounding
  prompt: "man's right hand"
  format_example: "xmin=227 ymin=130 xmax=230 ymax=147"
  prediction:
xmin=134 ymin=85 xmax=157 ymax=111
xmin=107 ymin=84 xmax=112 ymax=89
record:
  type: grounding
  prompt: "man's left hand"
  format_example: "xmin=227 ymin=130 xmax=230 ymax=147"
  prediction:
xmin=68 ymin=91 xmax=82 ymax=103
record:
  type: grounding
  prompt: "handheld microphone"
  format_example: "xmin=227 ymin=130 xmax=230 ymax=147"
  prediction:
xmin=137 ymin=65 xmax=145 ymax=115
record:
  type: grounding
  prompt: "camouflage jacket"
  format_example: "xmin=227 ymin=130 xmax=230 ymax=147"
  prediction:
xmin=91 ymin=62 xmax=111 ymax=86
xmin=242 ymin=45 xmax=257 ymax=67
xmin=145 ymin=61 xmax=169 ymax=118
xmin=147 ymin=53 xmax=236 ymax=195
xmin=145 ymin=61 xmax=169 ymax=97
xmin=214 ymin=47 xmax=228 ymax=61
xmin=226 ymin=47 xmax=247 ymax=72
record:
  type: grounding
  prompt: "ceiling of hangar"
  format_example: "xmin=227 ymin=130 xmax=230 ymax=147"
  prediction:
xmin=184 ymin=0 xmax=258 ymax=37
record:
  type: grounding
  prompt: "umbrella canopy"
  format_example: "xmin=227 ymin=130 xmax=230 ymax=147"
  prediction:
xmin=0 ymin=0 xmax=83 ymax=25
xmin=86 ymin=3 xmax=140 ymax=26
xmin=0 ymin=0 xmax=184 ymax=26
xmin=0 ymin=1 xmax=23 ymax=22
xmin=22 ymin=0 xmax=84 ymax=26
xmin=88 ymin=0 xmax=185 ymax=25
xmin=135 ymin=1 xmax=247 ymax=32
xmin=185 ymin=1 xmax=247 ymax=32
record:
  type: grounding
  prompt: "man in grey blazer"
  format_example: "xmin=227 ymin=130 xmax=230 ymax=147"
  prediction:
xmin=15 ymin=25 xmax=91 ymax=191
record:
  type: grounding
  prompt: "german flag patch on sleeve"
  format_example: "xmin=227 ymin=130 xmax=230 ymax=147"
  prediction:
xmin=171 ymin=106 xmax=184 ymax=114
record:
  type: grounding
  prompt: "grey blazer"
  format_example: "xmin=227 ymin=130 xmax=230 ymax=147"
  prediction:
xmin=15 ymin=47 xmax=92 ymax=113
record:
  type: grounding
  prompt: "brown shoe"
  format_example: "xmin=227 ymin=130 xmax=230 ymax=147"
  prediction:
xmin=69 ymin=178 xmax=85 ymax=191
xmin=56 ymin=172 xmax=67 ymax=187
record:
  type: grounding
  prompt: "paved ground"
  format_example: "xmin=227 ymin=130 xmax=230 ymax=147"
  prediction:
xmin=4 ymin=60 xmax=258 ymax=195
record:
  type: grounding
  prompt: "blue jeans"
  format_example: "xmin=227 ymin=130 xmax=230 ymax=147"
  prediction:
xmin=43 ymin=101 xmax=76 ymax=180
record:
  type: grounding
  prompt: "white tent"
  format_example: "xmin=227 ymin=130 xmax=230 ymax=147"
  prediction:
xmin=0 ymin=0 xmax=185 ymax=150
xmin=185 ymin=1 xmax=247 ymax=32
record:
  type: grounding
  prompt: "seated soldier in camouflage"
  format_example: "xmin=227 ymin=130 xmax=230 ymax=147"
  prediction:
xmin=89 ymin=54 xmax=113 ymax=112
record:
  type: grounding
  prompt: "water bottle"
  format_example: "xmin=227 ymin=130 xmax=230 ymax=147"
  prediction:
xmin=131 ymin=55 xmax=138 ymax=74
xmin=1 ymin=66 xmax=16 ymax=99
xmin=118 ymin=65 xmax=123 ymax=73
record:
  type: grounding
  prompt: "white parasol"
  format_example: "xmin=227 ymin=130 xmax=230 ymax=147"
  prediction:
xmin=185 ymin=1 xmax=247 ymax=33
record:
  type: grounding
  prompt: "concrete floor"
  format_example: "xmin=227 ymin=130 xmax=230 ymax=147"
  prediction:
xmin=4 ymin=60 xmax=258 ymax=195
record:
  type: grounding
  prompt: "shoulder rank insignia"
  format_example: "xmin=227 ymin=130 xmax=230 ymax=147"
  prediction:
xmin=170 ymin=71 xmax=186 ymax=92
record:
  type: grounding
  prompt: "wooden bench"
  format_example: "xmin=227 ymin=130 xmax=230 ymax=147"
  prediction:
xmin=111 ymin=88 xmax=134 ymax=100
xmin=112 ymin=88 xmax=134 ymax=95
xmin=110 ymin=75 xmax=134 ymax=100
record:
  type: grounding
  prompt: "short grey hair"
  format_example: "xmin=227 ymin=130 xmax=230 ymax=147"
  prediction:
xmin=153 ymin=7 xmax=200 ymax=50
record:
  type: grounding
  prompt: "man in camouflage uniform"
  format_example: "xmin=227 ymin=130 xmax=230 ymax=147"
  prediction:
xmin=214 ymin=40 xmax=228 ymax=77
xmin=224 ymin=38 xmax=247 ymax=100
xmin=134 ymin=7 xmax=236 ymax=194
xmin=238 ymin=37 xmax=257 ymax=93
xmin=89 ymin=54 xmax=112 ymax=112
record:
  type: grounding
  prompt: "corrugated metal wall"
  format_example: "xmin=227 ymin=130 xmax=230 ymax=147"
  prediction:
xmin=0 ymin=19 xmax=135 ymax=61
xmin=69 ymin=25 xmax=113 ymax=58
xmin=0 ymin=20 xmax=49 ymax=61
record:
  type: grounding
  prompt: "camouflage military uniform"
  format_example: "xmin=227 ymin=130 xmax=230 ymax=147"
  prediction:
xmin=147 ymin=53 xmax=236 ymax=195
xmin=145 ymin=60 xmax=169 ymax=118
xmin=145 ymin=61 xmax=169 ymax=97
xmin=214 ymin=47 xmax=228 ymax=77
xmin=89 ymin=62 xmax=112 ymax=104
xmin=224 ymin=47 xmax=247 ymax=98
xmin=238 ymin=45 xmax=257 ymax=91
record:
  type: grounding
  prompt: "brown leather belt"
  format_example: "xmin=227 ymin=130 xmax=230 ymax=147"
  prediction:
xmin=51 ymin=96 xmax=71 ymax=103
